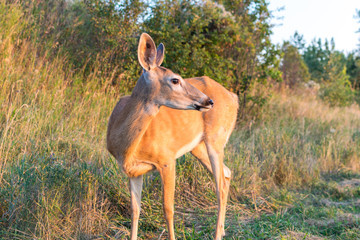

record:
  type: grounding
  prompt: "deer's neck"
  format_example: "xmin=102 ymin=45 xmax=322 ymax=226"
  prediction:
xmin=113 ymin=92 xmax=159 ymax=163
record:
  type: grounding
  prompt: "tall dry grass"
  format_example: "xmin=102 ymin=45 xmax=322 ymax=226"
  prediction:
xmin=226 ymin=87 xmax=360 ymax=205
xmin=0 ymin=1 xmax=131 ymax=238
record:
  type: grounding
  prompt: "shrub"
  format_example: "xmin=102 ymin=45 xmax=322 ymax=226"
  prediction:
xmin=281 ymin=42 xmax=310 ymax=88
xmin=319 ymin=52 xmax=355 ymax=107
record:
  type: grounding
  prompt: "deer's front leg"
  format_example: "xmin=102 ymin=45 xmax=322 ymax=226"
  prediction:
xmin=130 ymin=175 xmax=143 ymax=240
xmin=159 ymin=162 xmax=176 ymax=240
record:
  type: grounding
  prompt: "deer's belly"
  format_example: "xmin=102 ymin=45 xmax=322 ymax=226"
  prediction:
xmin=174 ymin=132 xmax=203 ymax=159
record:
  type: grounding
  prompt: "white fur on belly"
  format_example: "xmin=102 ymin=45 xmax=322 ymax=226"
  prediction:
xmin=175 ymin=133 xmax=203 ymax=159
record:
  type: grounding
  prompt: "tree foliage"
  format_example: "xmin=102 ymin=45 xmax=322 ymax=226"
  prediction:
xmin=319 ymin=52 xmax=354 ymax=107
xmin=144 ymin=0 xmax=281 ymax=116
xmin=303 ymin=38 xmax=334 ymax=82
xmin=11 ymin=0 xmax=282 ymax=116
xmin=281 ymin=41 xmax=310 ymax=88
xmin=282 ymin=31 xmax=360 ymax=107
xmin=346 ymin=52 xmax=360 ymax=89
xmin=357 ymin=9 xmax=360 ymax=48
xmin=9 ymin=0 xmax=360 ymax=110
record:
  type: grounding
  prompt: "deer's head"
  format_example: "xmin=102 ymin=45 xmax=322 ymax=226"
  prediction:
xmin=133 ymin=33 xmax=213 ymax=112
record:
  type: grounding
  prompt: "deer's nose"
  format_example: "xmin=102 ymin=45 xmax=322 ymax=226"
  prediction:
xmin=208 ymin=99 xmax=214 ymax=106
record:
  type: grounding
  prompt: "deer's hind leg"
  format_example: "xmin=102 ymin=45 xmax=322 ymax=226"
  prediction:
xmin=191 ymin=141 xmax=231 ymax=238
xmin=191 ymin=142 xmax=231 ymax=179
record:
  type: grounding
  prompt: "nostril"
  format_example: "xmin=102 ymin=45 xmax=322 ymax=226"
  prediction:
xmin=208 ymin=99 xmax=214 ymax=106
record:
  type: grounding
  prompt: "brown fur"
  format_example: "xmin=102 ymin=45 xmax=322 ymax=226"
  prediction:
xmin=107 ymin=76 xmax=238 ymax=176
xmin=106 ymin=33 xmax=238 ymax=240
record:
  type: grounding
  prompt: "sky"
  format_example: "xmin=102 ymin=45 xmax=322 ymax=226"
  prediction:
xmin=268 ymin=0 xmax=359 ymax=53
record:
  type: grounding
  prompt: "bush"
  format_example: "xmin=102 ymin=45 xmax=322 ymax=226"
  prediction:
xmin=319 ymin=79 xmax=354 ymax=107
xmin=281 ymin=42 xmax=310 ymax=88
xmin=319 ymin=52 xmax=355 ymax=107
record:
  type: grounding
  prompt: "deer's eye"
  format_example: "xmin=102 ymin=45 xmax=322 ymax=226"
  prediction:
xmin=171 ymin=78 xmax=179 ymax=85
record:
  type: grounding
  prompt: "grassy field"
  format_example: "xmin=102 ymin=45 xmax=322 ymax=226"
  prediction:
xmin=1 ymin=2 xmax=360 ymax=239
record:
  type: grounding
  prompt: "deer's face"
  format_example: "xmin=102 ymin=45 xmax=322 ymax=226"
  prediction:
xmin=137 ymin=33 xmax=213 ymax=112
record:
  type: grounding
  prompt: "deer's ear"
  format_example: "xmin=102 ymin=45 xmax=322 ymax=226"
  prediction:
xmin=156 ymin=43 xmax=165 ymax=66
xmin=138 ymin=33 xmax=157 ymax=71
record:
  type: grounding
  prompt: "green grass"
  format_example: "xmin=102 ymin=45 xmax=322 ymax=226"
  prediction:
xmin=232 ymin=173 xmax=360 ymax=240
xmin=165 ymin=172 xmax=360 ymax=240
xmin=1 ymin=1 xmax=360 ymax=239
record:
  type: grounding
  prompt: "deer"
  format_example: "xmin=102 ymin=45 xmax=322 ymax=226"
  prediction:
xmin=107 ymin=33 xmax=238 ymax=240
